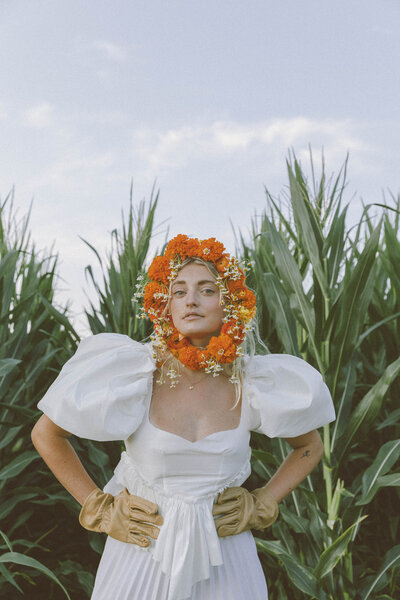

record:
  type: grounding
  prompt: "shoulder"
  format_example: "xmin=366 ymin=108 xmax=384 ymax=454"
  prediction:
xmin=37 ymin=333 xmax=156 ymax=441
xmin=74 ymin=332 xmax=152 ymax=355
xmin=243 ymin=353 xmax=325 ymax=398
xmin=243 ymin=352 xmax=322 ymax=379
xmin=242 ymin=353 xmax=335 ymax=438
xmin=66 ymin=333 xmax=155 ymax=371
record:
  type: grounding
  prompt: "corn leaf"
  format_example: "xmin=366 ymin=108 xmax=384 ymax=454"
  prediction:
xmin=257 ymin=538 xmax=327 ymax=599
xmin=313 ymin=516 xmax=367 ymax=580
xmin=0 ymin=552 xmax=71 ymax=599
xmin=361 ymin=545 xmax=400 ymax=599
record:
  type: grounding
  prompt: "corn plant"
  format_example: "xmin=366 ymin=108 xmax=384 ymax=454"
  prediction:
xmin=83 ymin=185 xmax=159 ymax=338
xmin=0 ymin=192 xmax=86 ymax=597
xmin=242 ymin=154 xmax=400 ymax=599
xmin=0 ymin=186 xmax=162 ymax=598
xmin=2 ymin=157 xmax=399 ymax=599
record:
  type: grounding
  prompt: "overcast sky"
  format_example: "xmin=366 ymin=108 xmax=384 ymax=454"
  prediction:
xmin=1 ymin=0 xmax=399 ymax=334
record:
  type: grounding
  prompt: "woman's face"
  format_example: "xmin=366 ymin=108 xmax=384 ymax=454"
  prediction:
xmin=169 ymin=263 xmax=224 ymax=347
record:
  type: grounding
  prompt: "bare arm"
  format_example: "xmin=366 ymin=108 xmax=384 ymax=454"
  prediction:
xmin=264 ymin=429 xmax=324 ymax=503
xmin=31 ymin=414 xmax=98 ymax=506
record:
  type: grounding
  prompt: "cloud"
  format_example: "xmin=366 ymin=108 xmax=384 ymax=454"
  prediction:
xmin=132 ymin=117 xmax=370 ymax=177
xmin=23 ymin=102 xmax=55 ymax=128
xmin=26 ymin=151 xmax=116 ymax=190
xmin=92 ymin=41 xmax=126 ymax=62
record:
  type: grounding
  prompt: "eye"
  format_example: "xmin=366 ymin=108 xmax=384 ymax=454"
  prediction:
xmin=201 ymin=287 xmax=216 ymax=295
xmin=172 ymin=289 xmax=186 ymax=297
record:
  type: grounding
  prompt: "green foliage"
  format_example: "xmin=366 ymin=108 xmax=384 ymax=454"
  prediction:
xmin=0 ymin=192 xmax=90 ymax=597
xmin=83 ymin=184 xmax=159 ymax=338
xmin=0 ymin=187 xmax=162 ymax=598
xmin=1 ymin=154 xmax=399 ymax=599
xmin=0 ymin=552 xmax=71 ymax=599
xmin=244 ymin=152 xmax=400 ymax=599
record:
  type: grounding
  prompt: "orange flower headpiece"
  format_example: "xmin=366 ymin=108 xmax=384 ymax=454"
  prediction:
xmin=134 ymin=234 xmax=256 ymax=383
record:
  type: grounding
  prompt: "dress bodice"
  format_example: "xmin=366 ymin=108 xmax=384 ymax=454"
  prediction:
xmin=123 ymin=395 xmax=251 ymax=499
xmin=104 ymin=398 xmax=252 ymax=600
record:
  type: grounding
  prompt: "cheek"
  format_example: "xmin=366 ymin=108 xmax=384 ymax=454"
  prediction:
xmin=169 ymin=299 xmax=179 ymax=322
xmin=208 ymin=297 xmax=225 ymax=325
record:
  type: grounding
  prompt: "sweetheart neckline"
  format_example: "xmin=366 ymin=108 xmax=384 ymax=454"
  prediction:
xmin=146 ymin=416 xmax=243 ymax=444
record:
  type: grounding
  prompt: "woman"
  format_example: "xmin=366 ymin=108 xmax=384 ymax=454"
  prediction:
xmin=31 ymin=234 xmax=335 ymax=600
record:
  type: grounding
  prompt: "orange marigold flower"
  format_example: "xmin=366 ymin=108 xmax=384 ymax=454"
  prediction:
xmin=199 ymin=238 xmax=226 ymax=262
xmin=221 ymin=320 xmax=244 ymax=339
xmin=143 ymin=284 xmax=168 ymax=320
xmin=164 ymin=235 xmax=202 ymax=262
xmin=207 ymin=333 xmax=237 ymax=363
xmin=221 ymin=318 xmax=236 ymax=333
xmin=230 ymin=287 xmax=255 ymax=308
xmin=167 ymin=331 xmax=190 ymax=350
xmin=176 ymin=346 xmax=204 ymax=370
xmin=239 ymin=288 xmax=256 ymax=309
xmin=148 ymin=256 xmax=170 ymax=283
xmin=144 ymin=281 xmax=167 ymax=302
xmin=214 ymin=255 xmax=230 ymax=274
xmin=227 ymin=279 xmax=244 ymax=293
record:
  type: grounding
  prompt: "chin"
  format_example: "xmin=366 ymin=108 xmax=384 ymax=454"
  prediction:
xmin=181 ymin=327 xmax=210 ymax=338
xmin=181 ymin=325 xmax=222 ymax=341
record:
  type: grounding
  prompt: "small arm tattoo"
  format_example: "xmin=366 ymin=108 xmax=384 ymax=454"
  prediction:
xmin=301 ymin=450 xmax=311 ymax=458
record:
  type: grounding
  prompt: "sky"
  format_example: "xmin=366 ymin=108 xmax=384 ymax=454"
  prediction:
xmin=1 ymin=0 xmax=399 ymax=334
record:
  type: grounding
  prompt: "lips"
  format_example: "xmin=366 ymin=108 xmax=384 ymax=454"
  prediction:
xmin=183 ymin=312 xmax=202 ymax=319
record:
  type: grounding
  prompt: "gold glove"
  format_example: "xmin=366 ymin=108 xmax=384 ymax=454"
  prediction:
xmin=79 ymin=488 xmax=163 ymax=548
xmin=212 ymin=486 xmax=279 ymax=537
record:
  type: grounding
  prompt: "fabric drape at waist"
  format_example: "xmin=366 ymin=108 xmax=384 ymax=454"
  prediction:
xmin=104 ymin=451 xmax=251 ymax=600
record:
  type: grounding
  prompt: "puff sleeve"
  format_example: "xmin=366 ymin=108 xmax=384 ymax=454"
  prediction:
xmin=243 ymin=354 xmax=335 ymax=438
xmin=37 ymin=333 xmax=156 ymax=441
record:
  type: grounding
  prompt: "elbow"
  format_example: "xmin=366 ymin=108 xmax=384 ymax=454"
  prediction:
xmin=31 ymin=418 xmax=43 ymax=451
xmin=31 ymin=414 xmax=71 ymax=451
xmin=31 ymin=414 xmax=56 ymax=452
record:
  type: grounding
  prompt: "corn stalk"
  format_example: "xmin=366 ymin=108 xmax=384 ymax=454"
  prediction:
xmin=243 ymin=153 xmax=400 ymax=599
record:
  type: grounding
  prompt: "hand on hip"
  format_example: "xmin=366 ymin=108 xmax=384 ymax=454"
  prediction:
xmin=79 ymin=488 xmax=163 ymax=547
xmin=212 ymin=486 xmax=278 ymax=537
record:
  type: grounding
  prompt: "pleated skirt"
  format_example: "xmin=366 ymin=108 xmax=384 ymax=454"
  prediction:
xmin=91 ymin=531 xmax=268 ymax=600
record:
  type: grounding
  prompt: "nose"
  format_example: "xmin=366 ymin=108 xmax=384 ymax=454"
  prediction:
xmin=185 ymin=289 xmax=198 ymax=306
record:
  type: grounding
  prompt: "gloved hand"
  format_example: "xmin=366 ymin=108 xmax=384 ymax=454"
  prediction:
xmin=79 ymin=488 xmax=163 ymax=547
xmin=212 ymin=486 xmax=278 ymax=537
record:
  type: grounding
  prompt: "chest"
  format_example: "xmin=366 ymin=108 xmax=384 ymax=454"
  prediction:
xmin=149 ymin=373 xmax=241 ymax=443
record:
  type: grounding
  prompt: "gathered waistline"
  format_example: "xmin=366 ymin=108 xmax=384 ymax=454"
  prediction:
xmin=114 ymin=450 xmax=252 ymax=505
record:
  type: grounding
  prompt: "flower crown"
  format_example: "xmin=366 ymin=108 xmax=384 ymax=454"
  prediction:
xmin=134 ymin=234 xmax=256 ymax=385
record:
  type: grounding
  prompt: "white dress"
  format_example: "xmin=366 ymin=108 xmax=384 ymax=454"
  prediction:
xmin=38 ymin=334 xmax=335 ymax=600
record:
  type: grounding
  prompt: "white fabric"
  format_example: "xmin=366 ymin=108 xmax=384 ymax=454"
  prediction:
xmin=101 ymin=408 xmax=252 ymax=600
xmin=37 ymin=333 xmax=336 ymax=600
xmin=92 ymin=531 xmax=268 ymax=600
xmin=38 ymin=334 xmax=155 ymax=440
xmin=243 ymin=353 xmax=335 ymax=437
